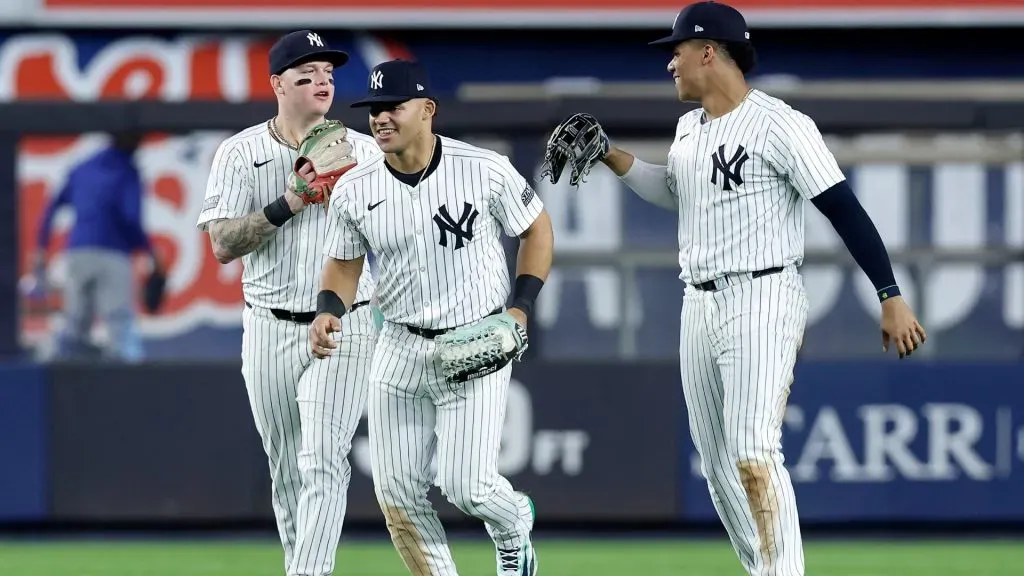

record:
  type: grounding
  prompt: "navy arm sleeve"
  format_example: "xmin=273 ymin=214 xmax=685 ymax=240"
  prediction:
xmin=810 ymin=180 xmax=901 ymax=302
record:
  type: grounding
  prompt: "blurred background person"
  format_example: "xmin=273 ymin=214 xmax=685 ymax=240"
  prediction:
xmin=27 ymin=130 xmax=161 ymax=362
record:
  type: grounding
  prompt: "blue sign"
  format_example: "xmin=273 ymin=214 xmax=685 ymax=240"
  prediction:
xmin=0 ymin=363 xmax=48 ymax=520
xmin=680 ymin=361 xmax=1024 ymax=521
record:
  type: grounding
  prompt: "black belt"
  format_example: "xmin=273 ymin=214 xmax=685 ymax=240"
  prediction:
xmin=405 ymin=308 xmax=502 ymax=339
xmin=691 ymin=267 xmax=784 ymax=292
xmin=246 ymin=300 xmax=370 ymax=324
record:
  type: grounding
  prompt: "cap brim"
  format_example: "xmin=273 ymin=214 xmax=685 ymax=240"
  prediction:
xmin=274 ymin=49 xmax=350 ymax=75
xmin=350 ymin=95 xmax=433 ymax=108
xmin=649 ymin=34 xmax=688 ymax=47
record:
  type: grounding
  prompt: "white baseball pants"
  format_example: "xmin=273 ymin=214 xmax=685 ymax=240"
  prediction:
xmin=680 ymin=265 xmax=808 ymax=576
xmin=367 ymin=321 xmax=533 ymax=576
xmin=241 ymin=304 xmax=376 ymax=576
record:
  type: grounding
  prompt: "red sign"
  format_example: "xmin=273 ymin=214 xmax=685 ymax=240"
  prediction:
xmin=39 ymin=0 xmax=1024 ymax=6
xmin=18 ymin=132 xmax=246 ymax=346
xmin=39 ymin=0 xmax=1024 ymax=27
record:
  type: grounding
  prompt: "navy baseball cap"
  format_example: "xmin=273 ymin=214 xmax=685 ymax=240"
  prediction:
xmin=649 ymin=2 xmax=756 ymax=72
xmin=350 ymin=59 xmax=436 ymax=108
xmin=268 ymin=30 xmax=349 ymax=76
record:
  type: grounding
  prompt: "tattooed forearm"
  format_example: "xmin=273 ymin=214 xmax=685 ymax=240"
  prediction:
xmin=208 ymin=212 xmax=278 ymax=263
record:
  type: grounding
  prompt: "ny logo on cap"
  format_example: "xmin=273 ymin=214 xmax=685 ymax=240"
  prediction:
xmin=370 ymin=70 xmax=384 ymax=90
xmin=307 ymin=32 xmax=323 ymax=47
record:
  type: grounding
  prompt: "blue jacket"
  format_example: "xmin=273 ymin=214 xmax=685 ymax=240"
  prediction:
xmin=37 ymin=146 xmax=151 ymax=254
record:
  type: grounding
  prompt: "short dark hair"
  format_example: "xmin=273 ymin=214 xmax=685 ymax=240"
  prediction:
xmin=709 ymin=40 xmax=755 ymax=74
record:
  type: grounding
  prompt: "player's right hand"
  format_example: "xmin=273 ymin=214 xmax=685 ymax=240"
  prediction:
xmin=310 ymin=313 xmax=341 ymax=359
xmin=285 ymin=163 xmax=318 ymax=213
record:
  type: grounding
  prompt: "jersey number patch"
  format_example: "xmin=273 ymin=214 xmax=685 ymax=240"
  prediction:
xmin=710 ymin=144 xmax=749 ymax=191
xmin=433 ymin=202 xmax=479 ymax=250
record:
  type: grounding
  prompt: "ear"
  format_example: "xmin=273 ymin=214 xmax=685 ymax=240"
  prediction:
xmin=270 ymin=74 xmax=285 ymax=96
xmin=423 ymin=99 xmax=436 ymax=119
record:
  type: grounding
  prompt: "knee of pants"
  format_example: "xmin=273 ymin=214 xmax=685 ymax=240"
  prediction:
xmin=436 ymin=475 xmax=493 ymax=517
xmin=724 ymin=417 xmax=782 ymax=464
xmin=373 ymin=472 xmax=428 ymax=511
xmin=297 ymin=441 xmax=354 ymax=487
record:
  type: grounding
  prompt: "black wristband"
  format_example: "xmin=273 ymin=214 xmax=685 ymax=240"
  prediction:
xmin=877 ymin=285 xmax=901 ymax=303
xmin=510 ymin=274 xmax=544 ymax=318
xmin=316 ymin=290 xmax=347 ymax=318
xmin=263 ymin=195 xmax=295 ymax=227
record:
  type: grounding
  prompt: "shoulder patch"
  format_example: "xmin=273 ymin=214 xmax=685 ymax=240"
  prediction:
xmin=202 ymin=195 xmax=220 ymax=211
xmin=521 ymin=183 xmax=535 ymax=206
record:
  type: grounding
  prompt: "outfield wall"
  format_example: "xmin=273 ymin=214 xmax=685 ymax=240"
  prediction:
xmin=2 ymin=360 xmax=1022 ymax=527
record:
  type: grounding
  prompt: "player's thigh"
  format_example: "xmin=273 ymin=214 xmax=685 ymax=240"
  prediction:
xmin=433 ymin=364 xmax=512 ymax=493
xmin=367 ymin=324 xmax=437 ymax=500
xmin=241 ymin=308 xmax=304 ymax=449
xmin=718 ymin=273 xmax=808 ymax=459
xmin=367 ymin=381 xmax=438 ymax=502
xmin=679 ymin=291 xmax=726 ymax=445
xmin=296 ymin=328 xmax=374 ymax=458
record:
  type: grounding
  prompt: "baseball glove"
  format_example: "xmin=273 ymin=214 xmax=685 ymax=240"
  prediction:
xmin=540 ymin=113 xmax=610 ymax=187
xmin=142 ymin=266 xmax=167 ymax=314
xmin=291 ymin=120 xmax=358 ymax=206
xmin=435 ymin=312 xmax=529 ymax=387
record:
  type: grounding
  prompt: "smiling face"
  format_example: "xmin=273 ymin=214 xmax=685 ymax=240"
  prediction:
xmin=272 ymin=60 xmax=335 ymax=117
xmin=368 ymin=98 xmax=435 ymax=154
xmin=667 ymin=39 xmax=712 ymax=102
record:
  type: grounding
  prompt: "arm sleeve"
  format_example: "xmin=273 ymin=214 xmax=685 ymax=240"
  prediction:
xmin=37 ymin=178 xmax=72 ymax=249
xmin=324 ymin=183 xmax=368 ymax=260
xmin=619 ymin=157 xmax=677 ymax=211
xmin=196 ymin=141 xmax=253 ymax=230
xmin=811 ymin=180 xmax=899 ymax=299
xmin=490 ymin=155 xmax=543 ymax=237
xmin=772 ymin=111 xmax=847 ymax=200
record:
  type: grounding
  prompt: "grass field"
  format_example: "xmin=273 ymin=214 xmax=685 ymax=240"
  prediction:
xmin=0 ymin=537 xmax=1021 ymax=576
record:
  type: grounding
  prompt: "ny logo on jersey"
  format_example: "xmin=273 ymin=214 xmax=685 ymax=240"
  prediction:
xmin=370 ymin=70 xmax=384 ymax=90
xmin=433 ymin=202 xmax=479 ymax=250
xmin=710 ymin=144 xmax=749 ymax=191
xmin=307 ymin=32 xmax=323 ymax=47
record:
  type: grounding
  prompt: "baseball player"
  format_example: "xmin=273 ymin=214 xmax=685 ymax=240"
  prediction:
xmin=196 ymin=30 xmax=380 ymax=576
xmin=541 ymin=3 xmax=926 ymax=575
xmin=309 ymin=59 xmax=552 ymax=576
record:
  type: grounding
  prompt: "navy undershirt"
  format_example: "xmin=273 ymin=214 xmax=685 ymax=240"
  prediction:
xmin=810 ymin=180 xmax=901 ymax=302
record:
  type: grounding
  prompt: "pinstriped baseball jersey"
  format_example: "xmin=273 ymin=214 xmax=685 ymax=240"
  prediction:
xmin=668 ymin=89 xmax=846 ymax=285
xmin=196 ymin=118 xmax=379 ymax=310
xmin=325 ymin=135 xmax=542 ymax=329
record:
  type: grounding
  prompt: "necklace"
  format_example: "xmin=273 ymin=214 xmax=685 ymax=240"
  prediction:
xmin=413 ymin=135 xmax=437 ymax=189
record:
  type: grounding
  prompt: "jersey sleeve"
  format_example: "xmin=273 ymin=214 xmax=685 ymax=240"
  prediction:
xmin=772 ymin=110 xmax=847 ymax=200
xmin=489 ymin=155 xmax=544 ymax=237
xmin=324 ymin=181 xmax=368 ymax=261
xmin=349 ymin=133 xmax=381 ymax=164
xmin=196 ymin=140 xmax=253 ymax=230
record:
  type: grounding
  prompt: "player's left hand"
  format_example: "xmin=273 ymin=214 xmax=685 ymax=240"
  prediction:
xmin=880 ymin=296 xmax=926 ymax=359
xmin=507 ymin=307 xmax=527 ymax=328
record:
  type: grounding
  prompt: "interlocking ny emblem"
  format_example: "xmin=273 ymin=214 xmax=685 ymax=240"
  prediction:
xmin=307 ymin=32 xmax=323 ymax=47
xmin=370 ymin=70 xmax=384 ymax=90
xmin=710 ymin=144 xmax=749 ymax=191
xmin=433 ymin=202 xmax=479 ymax=250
